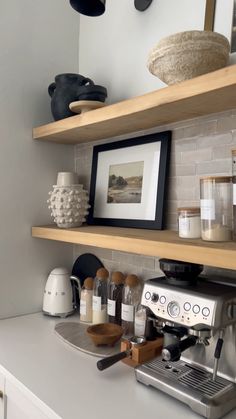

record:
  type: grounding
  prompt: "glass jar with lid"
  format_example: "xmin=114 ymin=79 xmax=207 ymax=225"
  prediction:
xmin=121 ymin=274 xmax=142 ymax=337
xmin=178 ymin=207 xmax=201 ymax=239
xmin=108 ymin=271 xmax=125 ymax=325
xmin=232 ymin=149 xmax=236 ymax=240
xmin=134 ymin=304 xmax=147 ymax=337
xmin=80 ymin=277 xmax=94 ymax=323
xmin=92 ymin=268 xmax=109 ymax=324
xmin=200 ymin=176 xmax=232 ymax=242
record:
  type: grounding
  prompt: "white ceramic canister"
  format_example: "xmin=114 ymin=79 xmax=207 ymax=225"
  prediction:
xmin=178 ymin=207 xmax=201 ymax=239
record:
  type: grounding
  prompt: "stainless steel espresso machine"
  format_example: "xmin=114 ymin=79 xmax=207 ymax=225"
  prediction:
xmin=135 ymin=259 xmax=236 ymax=419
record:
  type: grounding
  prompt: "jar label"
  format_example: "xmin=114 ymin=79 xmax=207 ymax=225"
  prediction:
xmin=92 ymin=296 xmax=101 ymax=312
xmin=179 ymin=217 xmax=190 ymax=233
xmin=107 ymin=299 xmax=116 ymax=316
xmin=234 ymin=184 xmax=236 ymax=205
xmin=200 ymin=199 xmax=215 ymax=220
xmin=121 ymin=303 xmax=134 ymax=322
xmin=80 ymin=299 xmax=86 ymax=316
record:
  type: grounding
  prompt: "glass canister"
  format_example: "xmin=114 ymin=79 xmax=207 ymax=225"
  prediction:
xmin=200 ymin=176 xmax=232 ymax=242
xmin=178 ymin=207 xmax=201 ymax=239
xmin=121 ymin=274 xmax=141 ymax=337
xmin=232 ymin=149 xmax=236 ymax=240
xmin=92 ymin=268 xmax=109 ymax=324
xmin=108 ymin=271 xmax=125 ymax=325
xmin=80 ymin=277 xmax=94 ymax=323
xmin=134 ymin=304 xmax=147 ymax=337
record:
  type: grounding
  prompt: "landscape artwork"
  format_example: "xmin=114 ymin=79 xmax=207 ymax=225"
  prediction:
xmin=107 ymin=161 xmax=144 ymax=204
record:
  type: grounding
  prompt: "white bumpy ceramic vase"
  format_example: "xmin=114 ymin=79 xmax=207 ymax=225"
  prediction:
xmin=47 ymin=172 xmax=90 ymax=228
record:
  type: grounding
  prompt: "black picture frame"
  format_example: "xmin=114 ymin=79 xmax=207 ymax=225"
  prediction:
xmin=87 ymin=131 xmax=171 ymax=229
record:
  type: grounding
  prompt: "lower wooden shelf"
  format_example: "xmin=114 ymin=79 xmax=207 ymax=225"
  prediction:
xmin=32 ymin=225 xmax=236 ymax=270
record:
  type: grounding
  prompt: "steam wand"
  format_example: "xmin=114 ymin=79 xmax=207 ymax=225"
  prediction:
xmin=212 ymin=329 xmax=224 ymax=381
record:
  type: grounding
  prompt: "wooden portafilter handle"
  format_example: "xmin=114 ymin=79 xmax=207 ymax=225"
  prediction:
xmin=97 ymin=350 xmax=130 ymax=371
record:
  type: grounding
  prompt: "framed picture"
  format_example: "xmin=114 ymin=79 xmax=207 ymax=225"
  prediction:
xmin=211 ymin=0 xmax=235 ymax=50
xmin=87 ymin=131 xmax=171 ymax=230
xmin=231 ymin=0 xmax=236 ymax=52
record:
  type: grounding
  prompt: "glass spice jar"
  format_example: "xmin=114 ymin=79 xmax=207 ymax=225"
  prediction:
xmin=80 ymin=277 xmax=94 ymax=323
xmin=121 ymin=274 xmax=142 ymax=337
xmin=92 ymin=268 xmax=109 ymax=324
xmin=134 ymin=304 xmax=147 ymax=337
xmin=178 ymin=207 xmax=201 ymax=239
xmin=108 ymin=271 xmax=125 ymax=325
xmin=232 ymin=149 xmax=236 ymax=240
xmin=200 ymin=176 xmax=232 ymax=242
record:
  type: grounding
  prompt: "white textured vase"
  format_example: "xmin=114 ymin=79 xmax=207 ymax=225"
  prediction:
xmin=47 ymin=184 xmax=90 ymax=228
xmin=147 ymin=30 xmax=230 ymax=85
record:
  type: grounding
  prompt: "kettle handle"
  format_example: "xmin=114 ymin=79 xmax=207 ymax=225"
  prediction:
xmin=70 ymin=276 xmax=81 ymax=308
xmin=70 ymin=275 xmax=81 ymax=298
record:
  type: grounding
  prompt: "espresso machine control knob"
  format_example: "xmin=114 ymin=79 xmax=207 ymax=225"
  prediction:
xmin=167 ymin=301 xmax=180 ymax=318
xmin=151 ymin=293 xmax=159 ymax=303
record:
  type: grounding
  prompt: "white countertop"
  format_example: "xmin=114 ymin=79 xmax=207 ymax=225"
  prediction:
xmin=0 ymin=312 xmax=235 ymax=419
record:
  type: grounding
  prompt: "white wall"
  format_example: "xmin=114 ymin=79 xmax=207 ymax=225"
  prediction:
xmin=0 ymin=1 xmax=79 ymax=318
xmin=79 ymin=0 xmax=233 ymax=102
xmin=79 ymin=0 xmax=206 ymax=101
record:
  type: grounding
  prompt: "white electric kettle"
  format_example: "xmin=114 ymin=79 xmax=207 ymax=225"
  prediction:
xmin=43 ymin=267 xmax=81 ymax=317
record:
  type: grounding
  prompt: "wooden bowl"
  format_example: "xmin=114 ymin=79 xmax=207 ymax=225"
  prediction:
xmin=87 ymin=323 xmax=123 ymax=346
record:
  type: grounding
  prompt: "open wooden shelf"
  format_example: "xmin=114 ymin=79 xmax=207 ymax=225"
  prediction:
xmin=33 ymin=65 xmax=236 ymax=145
xmin=32 ymin=225 xmax=236 ymax=270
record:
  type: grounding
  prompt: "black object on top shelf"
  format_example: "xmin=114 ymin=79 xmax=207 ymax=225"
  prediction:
xmin=48 ymin=73 xmax=107 ymax=121
xmin=69 ymin=0 xmax=153 ymax=16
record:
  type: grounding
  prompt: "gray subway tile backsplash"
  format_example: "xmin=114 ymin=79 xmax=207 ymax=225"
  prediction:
xmin=74 ymin=109 xmax=236 ymax=280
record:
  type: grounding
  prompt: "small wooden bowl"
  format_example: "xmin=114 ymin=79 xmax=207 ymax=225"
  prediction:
xmin=87 ymin=323 xmax=123 ymax=346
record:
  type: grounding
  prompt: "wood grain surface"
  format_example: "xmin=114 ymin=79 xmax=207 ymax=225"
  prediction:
xmin=33 ymin=65 xmax=236 ymax=144
xmin=32 ymin=225 xmax=236 ymax=270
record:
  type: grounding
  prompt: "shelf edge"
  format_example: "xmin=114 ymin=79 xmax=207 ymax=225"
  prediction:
xmin=32 ymin=226 xmax=236 ymax=270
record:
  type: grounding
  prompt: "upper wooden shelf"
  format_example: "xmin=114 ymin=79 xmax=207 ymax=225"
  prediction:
xmin=32 ymin=225 xmax=236 ymax=270
xmin=33 ymin=65 xmax=236 ymax=145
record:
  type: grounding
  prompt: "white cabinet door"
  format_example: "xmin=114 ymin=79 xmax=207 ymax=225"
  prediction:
xmin=5 ymin=380 xmax=49 ymax=419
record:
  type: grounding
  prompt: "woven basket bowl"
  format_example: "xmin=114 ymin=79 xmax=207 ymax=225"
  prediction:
xmin=147 ymin=30 xmax=230 ymax=85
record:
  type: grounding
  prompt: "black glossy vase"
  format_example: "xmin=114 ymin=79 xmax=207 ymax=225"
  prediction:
xmin=48 ymin=73 xmax=94 ymax=121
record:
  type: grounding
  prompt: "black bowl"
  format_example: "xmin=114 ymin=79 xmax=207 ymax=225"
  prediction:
xmin=77 ymin=84 xmax=107 ymax=102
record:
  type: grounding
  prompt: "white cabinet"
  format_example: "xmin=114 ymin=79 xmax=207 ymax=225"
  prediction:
xmin=5 ymin=380 xmax=51 ymax=419
xmin=0 ymin=366 xmax=59 ymax=419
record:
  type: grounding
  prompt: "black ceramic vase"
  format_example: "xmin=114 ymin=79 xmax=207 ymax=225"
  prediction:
xmin=48 ymin=73 xmax=94 ymax=121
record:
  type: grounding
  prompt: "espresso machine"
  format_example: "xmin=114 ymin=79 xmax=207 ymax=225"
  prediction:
xmin=135 ymin=259 xmax=236 ymax=419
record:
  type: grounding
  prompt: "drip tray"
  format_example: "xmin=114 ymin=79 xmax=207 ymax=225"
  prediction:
xmin=145 ymin=358 xmax=230 ymax=398
xmin=135 ymin=358 xmax=236 ymax=419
